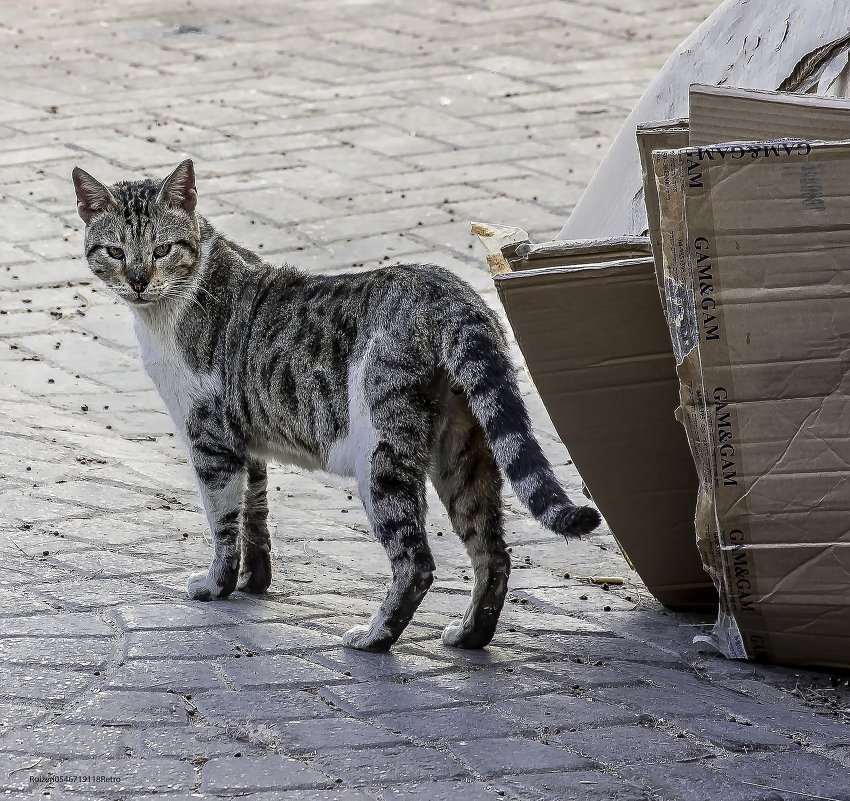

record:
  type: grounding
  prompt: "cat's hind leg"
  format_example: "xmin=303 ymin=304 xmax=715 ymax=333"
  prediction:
xmin=431 ymin=399 xmax=510 ymax=649
xmin=342 ymin=353 xmax=437 ymax=652
xmin=343 ymin=437 xmax=436 ymax=652
xmin=237 ymin=459 xmax=272 ymax=593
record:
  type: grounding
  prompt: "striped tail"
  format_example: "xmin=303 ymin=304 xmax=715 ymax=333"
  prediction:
xmin=439 ymin=307 xmax=601 ymax=538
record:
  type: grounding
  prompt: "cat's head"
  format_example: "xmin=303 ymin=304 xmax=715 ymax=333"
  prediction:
xmin=72 ymin=160 xmax=201 ymax=309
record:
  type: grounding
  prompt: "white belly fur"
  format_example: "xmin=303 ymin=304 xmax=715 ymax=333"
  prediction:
xmin=326 ymin=342 xmax=378 ymax=515
xmin=136 ymin=312 xmax=378 ymax=511
xmin=134 ymin=314 xmax=219 ymax=443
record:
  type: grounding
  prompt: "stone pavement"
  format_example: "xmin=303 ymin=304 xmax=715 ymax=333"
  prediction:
xmin=1 ymin=0 xmax=849 ymax=799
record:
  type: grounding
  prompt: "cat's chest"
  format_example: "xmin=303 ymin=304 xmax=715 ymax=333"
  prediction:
xmin=134 ymin=319 xmax=218 ymax=435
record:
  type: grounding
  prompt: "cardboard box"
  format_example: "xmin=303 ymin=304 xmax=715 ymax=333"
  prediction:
xmin=475 ymin=224 xmax=715 ymax=608
xmin=652 ymin=137 xmax=850 ymax=668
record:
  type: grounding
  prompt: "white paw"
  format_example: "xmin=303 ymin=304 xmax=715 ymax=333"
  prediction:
xmin=341 ymin=623 xmax=394 ymax=652
xmin=441 ymin=619 xmax=466 ymax=647
xmin=187 ymin=570 xmax=224 ymax=601
xmin=342 ymin=624 xmax=371 ymax=648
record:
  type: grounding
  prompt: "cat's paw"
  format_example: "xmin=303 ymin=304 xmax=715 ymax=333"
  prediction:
xmin=341 ymin=623 xmax=394 ymax=652
xmin=237 ymin=552 xmax=272 ymax=594
xmin=441 ymin=619 xmax=492 ymax=649
xmin=187 ymin=571 xmax=230 ymax=601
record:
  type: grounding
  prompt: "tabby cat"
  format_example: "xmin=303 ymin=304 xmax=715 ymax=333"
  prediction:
xmin=72 ymin=159 xmax=601 ymax=651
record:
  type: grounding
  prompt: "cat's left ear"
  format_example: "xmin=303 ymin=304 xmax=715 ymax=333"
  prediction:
xmin=157 ymin=159 xmax=197 ymax=214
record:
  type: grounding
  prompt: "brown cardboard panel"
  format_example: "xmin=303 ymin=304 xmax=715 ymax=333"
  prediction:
xmin=494 ymin=257 xmax=714 ymax=608
xmin=689 ymin=84 xmax=850 ymax=146
xmin=636 ymin=119 xmax=689 ymax=307
xmin=653 ymin=138 xmax=850 ymax=668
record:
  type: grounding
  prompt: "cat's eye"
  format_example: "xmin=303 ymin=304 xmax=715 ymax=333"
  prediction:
xmin=106 ymin=246 xmax=124 ymax=261
xmin=153 ymin=243 xmax=172 ymax=259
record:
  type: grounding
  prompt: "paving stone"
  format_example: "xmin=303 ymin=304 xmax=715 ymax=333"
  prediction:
xmin=311 ymin=743 xmax=470 ymax=785
xmin=216 ymin=791 xmax=375 ymax=801
xmin=201 ymin=754 xmax=334 ymax=794
xmin=378 ymin=781 xmax=497 ymax=801
xmin=498 ymin=770 xmax=651 ymax=801
xmin=552 ymin=724 xmax=709 ymax=766
xmin=107 ymin=659 xmax=226 ymax=692
xmin=374 ymin=704 xmax=530 ymax=743
xmin=587 ymin=683 xmax=721 ymax=719
xmin=278 ymin=717 xmax=409 ymax=753
xmin=711 ymin=752 xmax=850 ymax=801
xmin=680 ymin=715 xmax=801 ymax=752
xmin=123 ymin=629 xmax=234 ymax=660
xmin=495 ymin=692 xmax=644 ymax=730
xmin=518 ymin=657 xmax=640 ymax=689
xmin=312 ymin=646 xmax=451 ymax=682
xmin=220 ymin=653 xmax=344 ymax=689
xmin=0 ymin=753 xmax=62 ymax=794
xmin=2 ymin=665 xmax=99 ymax=703
xmin=0 ymin=611 xmax=114 ymax=637
xmin=192 ymin=689 xmax=334 ymax=723
xmin=1 ymin=724 xmax=130 ymax=759
xmin=44 ymin=757 xmax=196 ymax=793
xmin=416 ymin=669 xmax=559 ymax=703
xmin=113 ymin=602 xmax=232 ymax=631
xmin=123 ymin=724 xmax=250 ymax=759
xmin=617 ymin=762 xmax=786 ymax=801
xmin=61 ymin=691 xmax=192 ymax=725
xmin=0 ymin=635 xmax=114 ymax=669
xmin=33 ymin=577 xmax=166 ymax=610
xmin=318 ymin=680 xmax=459 ymax=716
xmin=449 ymin=736 xmax=596 ymax=777
xmin=226 ymin=621 xmax=340 ymax=653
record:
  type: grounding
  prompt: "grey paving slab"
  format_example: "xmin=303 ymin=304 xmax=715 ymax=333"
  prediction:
xmin=4 ymin=1 xmax=850 ymax=799
xmin=497 ymin=770 xmax=651 ymax=801
xmin=311 ymin=743 xmax=471 ymax=786
xmin=200 ymin=754 xmax=335 ymax=795
xmin=449 ymin=735 xmax=596 ymax=776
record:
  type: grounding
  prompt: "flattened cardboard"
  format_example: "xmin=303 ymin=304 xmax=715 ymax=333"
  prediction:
xmin=483 ymin=231 xmax=714 ymax=608
xmin=689 ymin=84 xmax=850 ymax=145
xmin=653 ymin=138 xmax=850 ymax=668
xmin=636 ymin=119 xmax=690 ymax=311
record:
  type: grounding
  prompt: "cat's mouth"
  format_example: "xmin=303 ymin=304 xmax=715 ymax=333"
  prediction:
xmin=126 ymin=294 xmax=155 ymax=306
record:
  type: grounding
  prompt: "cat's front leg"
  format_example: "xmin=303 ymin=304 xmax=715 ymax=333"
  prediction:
xmin=186 ymin=412 xmax=246 ymax=601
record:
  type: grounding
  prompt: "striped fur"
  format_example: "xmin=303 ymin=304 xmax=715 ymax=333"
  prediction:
xmin=73 ymin=160 xmax=601 ymax=651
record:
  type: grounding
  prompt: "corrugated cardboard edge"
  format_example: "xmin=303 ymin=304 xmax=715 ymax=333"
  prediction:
xmin=651 ymin=146 xmax=743 ymax=658
xmin=636 ymin=119 xmax=689 ymax=316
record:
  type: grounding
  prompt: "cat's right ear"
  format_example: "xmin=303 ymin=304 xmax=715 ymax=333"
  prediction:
xmin=72 ymin=167 xmax=115 ymax=224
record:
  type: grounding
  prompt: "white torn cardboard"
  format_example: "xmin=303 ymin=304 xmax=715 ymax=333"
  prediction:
xmin=560 ymin=0 xmax=850 ymax=239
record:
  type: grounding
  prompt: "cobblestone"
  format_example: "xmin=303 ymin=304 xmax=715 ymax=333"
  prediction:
xmin=3 ymin=1 xmax=850 ymax=799
xmin=449 ymin=735 xmax=596 ymax=776
xmin=200 ymin=754 xmax=335 ymax=794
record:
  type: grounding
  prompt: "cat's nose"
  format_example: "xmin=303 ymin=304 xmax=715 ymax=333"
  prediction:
xmin=129 ymin=279 xmax=148 ymax=295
